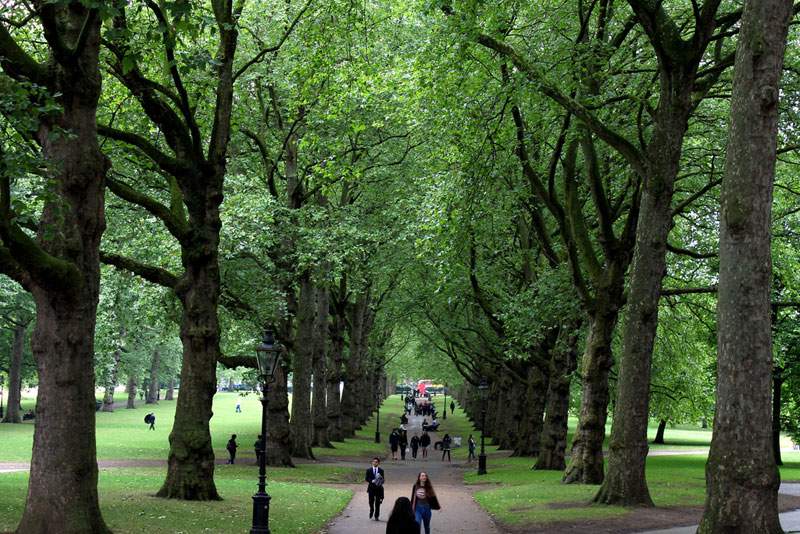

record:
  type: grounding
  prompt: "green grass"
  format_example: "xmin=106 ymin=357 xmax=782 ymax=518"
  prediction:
xmin=0 ymin=391 xmax=280 ymax=462
xmin=466 ymin=452 xmax=800 ymax=527
xmin=0 ymin=467 xmax=351 ymax=533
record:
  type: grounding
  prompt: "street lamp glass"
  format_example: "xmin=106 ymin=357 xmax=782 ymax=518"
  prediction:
xmin=478 ymin=377 xmax=489 ymax=399
xmin=256 ymin=330 xmax=281 ymax=381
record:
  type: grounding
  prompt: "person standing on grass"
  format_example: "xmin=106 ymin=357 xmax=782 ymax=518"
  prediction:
xmin=365 ymin=457 xmax=385 ymax=521
xmin=467 ymin=434 xmax=476 ymax=462
xmin=410 ymin=471 xmax=440 ymax=534
xmin=235 ymin=400 xmax=241 ymax=413
xmin=145 ymin=412 xmax=156 ymax=430
xmin=441 ymin=433 xmax=451 ymax=462
xmin=450 ymin=400 xmax=455 ymax=415
xmin=420 ymin=431 xmax=431 ymax=459
xmin=226 ymin=434 xmax=238 ymax=464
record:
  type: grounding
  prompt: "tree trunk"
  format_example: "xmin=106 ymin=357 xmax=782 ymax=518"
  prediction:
xmin=326 ymin=308 xmax=345 ymax=441
xmin=653 ymin=419 xmax=667 ymax=445
xmin=266 ymin=360 xmax=294 ymax=467
xmin=158 ymin=233 xmax=222 ymax=500
xmin=12 ymin=7 xmax=110 ymax=531
xmin=126 ymin=375 xmax=137 ymax=409
xmin=146 ymin=347 xmax=161 ymax=404
xmin=340 ymin=293 xmax=367 ymax=437
xmin=2 ymin=323 xmax=25 ymax=423
xmin=312 ymin=286 xmax=331 ymax=448
xmin=290 ymin=273 xmax=315 ymax=459
xmin=563 ymin=300 xmax=619 ymax=484
xmin=513 ymin=364 xmax=547 ymax=457
xmin=165 ymin=378 xmax=175 ymax=401
xmin=594 ymin=115 xmax=688 ymax=503
xmin=699 ymin=3 xmax=791 ymax=530
xmin=101 ymin=348 xmax=122 ymax=413
xmin=536 ymin=327 xmax=579 ymax=470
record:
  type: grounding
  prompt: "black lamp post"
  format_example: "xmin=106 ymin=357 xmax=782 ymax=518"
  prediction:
xmin=477 ymin=377 xmax=489 ymax=475
xmin=374 ymin=388 xmax=381 ymax=443
xmin=442 ymin=382 xmax=447 ymax=420
xmin=0 ymin=374 xmax=4 ymax=419
xmin=251 ymin=330 xmax=281 ymax=534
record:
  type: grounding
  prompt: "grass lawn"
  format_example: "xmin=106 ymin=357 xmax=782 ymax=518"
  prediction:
xmin=0 ymin=391 xmax=280 ymax=462
xmin=0 ymin=466 xmax=351 ymax=533
xmin=466 ymin=452 xmax=800 ymax=527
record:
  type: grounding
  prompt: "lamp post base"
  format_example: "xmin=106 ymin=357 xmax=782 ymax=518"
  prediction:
xmin=375 ymin=431 xmax=381 ymax=443
xmin=250 ymin=491 xmax=271 ymax=533
xmin=478 ymin=454 xmax=487 ymax=475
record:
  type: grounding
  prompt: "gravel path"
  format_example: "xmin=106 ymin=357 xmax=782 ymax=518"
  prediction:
xmin=321 ymin=412 xmax=502 ymax=534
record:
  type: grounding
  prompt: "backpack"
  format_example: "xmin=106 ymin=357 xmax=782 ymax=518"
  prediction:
xmin=144 ymin=414 xmax=153 ymax=424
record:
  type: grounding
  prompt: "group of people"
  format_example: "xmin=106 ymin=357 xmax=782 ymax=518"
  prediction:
xmin=223 ymin=433 xmax=266 ymax=465
xmin=389 ymin=427 xmax=433 ymax=460
xmin=365 ymin=457 xmax=440 ymax=534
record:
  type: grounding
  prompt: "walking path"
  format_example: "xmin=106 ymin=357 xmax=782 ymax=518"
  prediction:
xmin=322 ymin=412 xmax=501 ymax=534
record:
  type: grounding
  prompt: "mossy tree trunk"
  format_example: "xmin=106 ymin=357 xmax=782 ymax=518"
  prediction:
xmin=699 ymin=0 xmax=791 ymax=530
xmin=312 ymin=285 xmax=332 ymax=448
xmin=0 ymin=4 xmax=110 ymax=531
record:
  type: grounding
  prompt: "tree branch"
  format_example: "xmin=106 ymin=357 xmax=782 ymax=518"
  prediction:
xmin=106 ymin=176 xmax=189 ymax=240
xmin=100 ymin=251 xmax=179 ymax=289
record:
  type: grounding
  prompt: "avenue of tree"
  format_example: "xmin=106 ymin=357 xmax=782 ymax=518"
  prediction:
xmin=1 ymin=1 xmax=800 ymax=533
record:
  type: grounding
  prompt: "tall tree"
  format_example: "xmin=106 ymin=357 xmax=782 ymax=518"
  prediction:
xmin=699 ymin=0 xmax=793 ymax=530
xmin=0 ymin=2 xmax=110 ymax=531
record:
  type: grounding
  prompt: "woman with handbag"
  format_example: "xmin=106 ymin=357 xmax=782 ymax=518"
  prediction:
xmin=410 ymin=471 xmax=440 ymax=534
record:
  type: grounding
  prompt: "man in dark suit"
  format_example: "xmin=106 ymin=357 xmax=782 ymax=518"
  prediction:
xmin=365 ymin=457 xmax=385 ymax=521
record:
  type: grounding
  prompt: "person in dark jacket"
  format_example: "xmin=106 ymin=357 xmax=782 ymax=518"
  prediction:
xmin=365 ymin=457 xmax=385 ymax=521
xmin=410 ymin=435 xmax=420 ymax=459
xmin=386 ymin=496 xmax=420 ymax=534
xmin=441 ymin=434 xmax=451 ymax=462
xmin=226 ymin=434 xmax=238 ymax=464
xmin=389 ymin=429 xmax=400 ymax=460
xmin=399 ymin=429 xmax=408 ymax=461
xmin=450 ymin=400 xmax=455 ymax=415
xmin=419 ymin=431 xmax=431 ymax=459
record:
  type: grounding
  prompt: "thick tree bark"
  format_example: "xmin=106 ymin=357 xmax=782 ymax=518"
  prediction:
xmin=312 ymin=285 xmax=331 ymax=448
xmin=290 ymin=273 xmax=316 ymax=458
xmin=653 ymin=419 xmax=667 ymax=445
xmin=266 ymin=360 xmax=294 ymax=467
xmin=326 ymin=307 xmax=345 ymax=441
xmin=158 ymin=234 xmax=222 ymax=500
xmin=773 ymin=370 xmax=783 ymax=466
xmin=536 ymin=327 xmax=579 ymax=470
xmin=2 ymin=323 xmax=25 ymax=423
xmin=165 ymin=378 xmax=175 ymax=401
xmin=513 ymin=364 xmax=548 ymax=457
xmin=340 ymin=293 xmax=368 ymax=436
xmin=101 ymin=347 xmax=122 ymax=412
xmin=8 ymin=6 xmax=110 ymax=531
xmin=146 ymin=347 xmax=161 ymax=404
xmin=699 ymin=1 xmax=791 ymax=530
xmin=563 ymin=296 xmax=619 ymax=484
xmin=126 ymin=375 xmax=137 ymax=409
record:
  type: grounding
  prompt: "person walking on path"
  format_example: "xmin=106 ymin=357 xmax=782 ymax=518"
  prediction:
xmin=441 ymin=434 xmax=452 ymax=462
xmin=467 ymin=434 xmax=476 ymax=462
xmin=389 ymin=429 xmax=400 ymax=460
xmin=399 ymin=429 xmax=408 ymax=461
xmin=386 ymin=497 xmax=420 ymax=534
xmin=450 ymin=400 xmax=455 ymax=415
xmin=420 ymin=431 xmax=431 ymax=460
xmin=410 ymin=435 xmax=420 ymax=459
xmin=145 ymin=412 xmax=155 ymax=430
xmin=410 ymin=471 xmax=440 ymax=534
xmin=365 ymin=457 xmax=385 ymax=521
xmin=226 ymin=434 xmax=238 ymax=464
